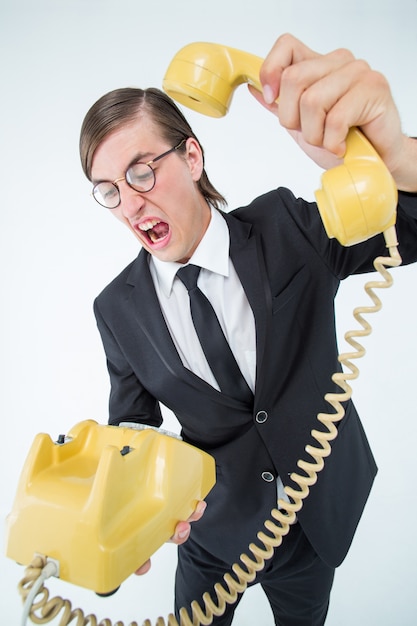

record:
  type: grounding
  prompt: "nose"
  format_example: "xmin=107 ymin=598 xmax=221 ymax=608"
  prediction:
xmin=118 ymin=181 xmax=145 ymax=219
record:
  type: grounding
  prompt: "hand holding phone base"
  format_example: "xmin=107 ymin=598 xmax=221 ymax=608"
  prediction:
xmin=6 ymin=420 xmax=215 ymax=595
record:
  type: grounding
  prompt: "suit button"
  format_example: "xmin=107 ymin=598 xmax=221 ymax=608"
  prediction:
xmin=261 ymin=471 xmax=275 ymax=482
xmin=255 ymin=410 xmax=268 ymax=424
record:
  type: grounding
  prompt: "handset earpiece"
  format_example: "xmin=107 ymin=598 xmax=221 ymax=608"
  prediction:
xmin=163 ymin=42 xmax=397 ymax=246
xmin=163 ymin=42 xmax=263 ymax=118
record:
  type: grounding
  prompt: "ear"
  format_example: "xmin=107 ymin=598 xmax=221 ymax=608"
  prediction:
xmin=184 ymin=137 xmax=204 ymax=181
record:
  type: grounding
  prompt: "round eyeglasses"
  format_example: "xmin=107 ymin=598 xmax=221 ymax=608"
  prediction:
xmin=92 ymin=138 xmax=187 ymax=209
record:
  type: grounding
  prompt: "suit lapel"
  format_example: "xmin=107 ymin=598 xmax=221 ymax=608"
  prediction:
xmin=125 ymin=212 xmax=272 ymax=401
xmin=223 ymin=212 xmax=272 ymax=395
xmin=126 ymin=253 xmax=182 ymax=376
xmin=125 ymin=251 xmax=225 ymax=396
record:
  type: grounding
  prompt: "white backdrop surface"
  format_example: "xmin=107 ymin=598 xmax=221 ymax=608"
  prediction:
xmin=1 ymin=1 xmax=416 ymax=624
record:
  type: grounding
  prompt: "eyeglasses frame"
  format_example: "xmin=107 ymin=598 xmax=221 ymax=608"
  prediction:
xmin=92 ymin=138 xmax=187 ymax=209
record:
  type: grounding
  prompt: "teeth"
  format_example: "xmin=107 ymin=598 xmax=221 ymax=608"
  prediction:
xmin=148 ymin=231 xmax=159 ymax=243
xmin=139 ymin=219 xmax=160 ymax=232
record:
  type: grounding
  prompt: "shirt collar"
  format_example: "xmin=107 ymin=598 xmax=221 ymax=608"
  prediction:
xmin=151 ymin=207 xmax=230 ymax=297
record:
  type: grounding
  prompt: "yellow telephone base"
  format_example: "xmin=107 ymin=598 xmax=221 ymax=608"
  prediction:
xmin=5 ymin=420 xmax=216 ymax=594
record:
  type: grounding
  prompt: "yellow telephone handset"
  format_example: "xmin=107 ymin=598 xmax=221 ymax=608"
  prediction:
xmin=163 ymin=42 xmax=398 ymax=246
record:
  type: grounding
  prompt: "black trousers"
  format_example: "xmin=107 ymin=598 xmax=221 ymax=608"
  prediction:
xmin=175 ymin=522 xmax=335 ymax=625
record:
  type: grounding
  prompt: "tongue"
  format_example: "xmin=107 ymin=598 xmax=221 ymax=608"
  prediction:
xmin=149 ymin=222 xmax=169 ymax=242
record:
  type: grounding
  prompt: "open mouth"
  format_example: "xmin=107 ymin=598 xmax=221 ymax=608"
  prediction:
xmin=138 ymin=219 xmax=169 ymax=244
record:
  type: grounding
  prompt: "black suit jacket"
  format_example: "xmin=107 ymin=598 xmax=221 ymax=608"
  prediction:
xmin=94 ymin=187 xmax=417 ymax=568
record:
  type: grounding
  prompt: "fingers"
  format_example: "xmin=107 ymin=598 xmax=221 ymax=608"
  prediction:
xmin=170 ymin=500 xmax=207 ymax=545
xmin=287 ymin=56 xmax=371 ymax=156
xmin=171 ymin=520 xmax=192 ymax=545
xmin=260 ymin=35 xmax=358 ymax=154
xmin=248 ymin=83 xmax=278 ymax=116
xmin=134 ymin=559 xmax=151 ymax=576
xmin=259 ymin=33 xmax=319 ymax=103
xmin=186 ymin=500 xmax=207 ymax=523
xmin=254 ymin=33 xmax=400 ymax=161
xmin=134 ymin=501 xmax=207 ymax=577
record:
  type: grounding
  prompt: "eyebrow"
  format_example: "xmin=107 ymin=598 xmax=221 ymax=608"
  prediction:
xmin=127 ymin=150 xmax=155 ymax=169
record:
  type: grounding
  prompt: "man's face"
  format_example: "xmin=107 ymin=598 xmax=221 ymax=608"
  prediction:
xmin=91 ymin=113 xmax=211 ymax=264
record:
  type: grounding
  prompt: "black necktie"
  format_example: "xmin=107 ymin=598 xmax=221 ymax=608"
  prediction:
xmin=176 ymin=264 xmax=252 ymax=404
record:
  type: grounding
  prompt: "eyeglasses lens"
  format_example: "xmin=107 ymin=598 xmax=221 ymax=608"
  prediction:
xmin=126 ymin=164 xmax=155 ymax=192
xmin=93 ymin=183 xmax=120 ymax=209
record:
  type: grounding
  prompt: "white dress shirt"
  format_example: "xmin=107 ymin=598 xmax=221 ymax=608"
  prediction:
xmin=149 ymin=207 xmax=288 ymax=505
xmin=149 ymin=207 xmax=256 ymax=392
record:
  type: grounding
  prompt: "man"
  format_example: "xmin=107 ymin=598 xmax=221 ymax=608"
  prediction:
xmin=80 ymin=34 xmax=417 ymax=625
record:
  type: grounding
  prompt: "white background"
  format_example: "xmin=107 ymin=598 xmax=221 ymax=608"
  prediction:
xmin=1 ymin=1 xmax=416 ymax=624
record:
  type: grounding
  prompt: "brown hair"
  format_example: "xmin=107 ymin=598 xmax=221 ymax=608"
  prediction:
xmin=79 ymin=87 xmax=226 ymax=209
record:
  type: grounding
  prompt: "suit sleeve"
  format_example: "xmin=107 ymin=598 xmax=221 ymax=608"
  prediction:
xmin=275 ymin=188 xmax=417 ymax=279
xmin=93 ymin=298 xmax=163 ymax=428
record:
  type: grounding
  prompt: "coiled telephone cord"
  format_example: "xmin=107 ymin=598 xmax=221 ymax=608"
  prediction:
xmin=18 ymin=226 xmax=402 ymax=626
